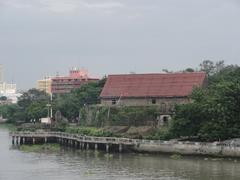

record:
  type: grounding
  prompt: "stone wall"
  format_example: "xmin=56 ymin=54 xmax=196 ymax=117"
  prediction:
xmin=101 ymin=97 xmax=190 ymax=111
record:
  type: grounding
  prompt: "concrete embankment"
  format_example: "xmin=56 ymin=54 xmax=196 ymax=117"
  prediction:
xmin=11 ymin=131 xmax=240 ymax=157
xmin=131 ymin=139 xmax=240 ymax=157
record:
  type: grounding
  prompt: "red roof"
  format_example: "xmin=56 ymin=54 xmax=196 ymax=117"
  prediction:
xmin=100 ymin=72 xmax=207 ymax=98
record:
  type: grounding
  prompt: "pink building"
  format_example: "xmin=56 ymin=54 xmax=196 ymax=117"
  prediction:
xmin=51 ymin=68 xmax=99 ymax=94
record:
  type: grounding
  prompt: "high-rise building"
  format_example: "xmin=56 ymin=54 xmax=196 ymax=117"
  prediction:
xmin=37 ymin=77 xmax=52 ymax=94
xmin=51 ymin=68 xmax=99 ymax=94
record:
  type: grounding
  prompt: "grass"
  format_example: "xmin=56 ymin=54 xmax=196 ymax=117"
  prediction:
xmin=20 ymin=144 xmax=61 ymax=153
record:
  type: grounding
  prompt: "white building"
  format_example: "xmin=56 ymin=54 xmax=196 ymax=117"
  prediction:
xmin=0 ymin=82 xmax=21 ymax=104
xmin=0 ymin=65 xmax=21 ymax=104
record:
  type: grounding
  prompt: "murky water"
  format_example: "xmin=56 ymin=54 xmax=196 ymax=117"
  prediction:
xmin=1 ymin=127 xmax=240 ymax=180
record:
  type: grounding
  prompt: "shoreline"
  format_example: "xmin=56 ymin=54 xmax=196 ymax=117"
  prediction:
xmin=10 ymin=131 xmax=240 ymax=158
xmin=131 ymin=139 xmax=240 ymax=158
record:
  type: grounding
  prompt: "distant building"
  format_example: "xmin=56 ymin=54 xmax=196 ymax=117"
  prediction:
xmin=37 ymin=77 xmax=52 ymax=94
xmin=0 ymin=65 xmax=21 ymax=104
xmin=0 ymin=82 xmax=21 ymax=104
xmin=51 ymin=68 xmax=99 ymax=94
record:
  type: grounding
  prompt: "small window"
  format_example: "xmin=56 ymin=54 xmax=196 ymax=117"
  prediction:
xmin=152 ymin=99 xmax=156 ymax=104
xmin=161 ymin=103 xmax=167 ymax=112
xmin=112 ymin=99 xmax=117 ymax=105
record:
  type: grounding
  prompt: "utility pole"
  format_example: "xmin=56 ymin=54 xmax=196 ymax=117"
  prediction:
xmin=50 ymin=93 xmax=53 ymax=118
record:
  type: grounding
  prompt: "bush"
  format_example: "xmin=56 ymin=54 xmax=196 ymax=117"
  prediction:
xmin=65 ymin=127 xmax=114 ymax=137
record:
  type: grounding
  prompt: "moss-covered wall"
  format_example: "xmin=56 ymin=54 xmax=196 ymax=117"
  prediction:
xmin=79 ymin=106 xmax=167 ymax=127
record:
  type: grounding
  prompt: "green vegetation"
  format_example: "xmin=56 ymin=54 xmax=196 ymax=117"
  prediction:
xmin=144 ymin=127 xmax=171 ymax=140
xmin=169 ymin=62 xmax=240 ymax=141
xmin=0 ymin=78 xmax=106 ymax=124
xmin=20 ymin=144 xmax=61 ymax=153
xmin=65 ymin=126 xmax=115 ymax=137
xmin=54 ymin=78 xmax=106 ymax=121
xmin=80 ymin=106 xmax=160 ymax=127
xmin=0 ymin=89 xmax=49 ymax=123
xmin=170 ymin=154 xmax=182 ymax=160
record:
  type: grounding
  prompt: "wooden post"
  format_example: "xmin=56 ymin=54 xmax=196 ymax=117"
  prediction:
xmin=16 ymin=137 xmax=19 ymax=145
xmin=23 ymin=137 xmax=25 ymax=144
xmin=33 ymin=138 xmax=35 ymax=144
xmin=45 ymin=137 xmax=47 ymax=144
xmin=86 ymin=143 xmax=89 ymax=150
xmin=119 ymin=144 xmax=123 ymax=153
xmin=106 ymin=144 xmax=109 ymax=153
xmin=95 ymin=144 xmax=98 ymax=151
xmin=12 ymin=136 xmax=15 ymax=145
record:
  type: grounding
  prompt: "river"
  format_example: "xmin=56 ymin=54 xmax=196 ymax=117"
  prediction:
xmin=1 ymin=126 xmax=240 ymax=180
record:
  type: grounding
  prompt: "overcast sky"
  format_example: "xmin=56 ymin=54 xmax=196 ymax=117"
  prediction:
xmin=0 ymin=0 xmax=240 ymax=89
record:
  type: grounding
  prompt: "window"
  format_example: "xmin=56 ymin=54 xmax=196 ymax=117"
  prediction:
xmin=112 ymin=99 xmax=117 ymax=105
xmin=161 ymin=103 xmax=167 ymax=112
xmin=152 ymin=99 xmax=156 ymax=104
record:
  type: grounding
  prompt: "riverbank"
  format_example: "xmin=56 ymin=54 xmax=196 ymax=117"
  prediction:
xmin=10 ymin=131 xmax=240 ymax=158
xmin=132 ymin=139 xmax=240 ymax=157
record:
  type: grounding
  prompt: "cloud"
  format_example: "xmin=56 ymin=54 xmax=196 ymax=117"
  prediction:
xmin=82 ymin=1 xmax=124 ymax=9
xmin=0 ymin=0 xmax=125 ymax=13
xmin=40 ymin=0 xmax=78 ymax=13
xmin=1 ymin=0 xmax=33 ymax=9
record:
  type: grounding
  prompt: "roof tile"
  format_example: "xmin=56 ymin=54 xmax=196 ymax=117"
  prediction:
xmin=100 ymin=72 xmax=206 ymax=98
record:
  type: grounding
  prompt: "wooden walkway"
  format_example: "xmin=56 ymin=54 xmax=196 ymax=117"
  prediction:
xmin=10 ymin=132 xmax=136 ymax=153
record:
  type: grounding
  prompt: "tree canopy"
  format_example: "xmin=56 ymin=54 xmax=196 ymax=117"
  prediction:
xmin=169 ymin=63 xmax=240 ymax=141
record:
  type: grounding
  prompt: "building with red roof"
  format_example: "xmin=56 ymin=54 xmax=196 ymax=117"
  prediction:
xmin=100 ymin=72 xmax=207 ymax=112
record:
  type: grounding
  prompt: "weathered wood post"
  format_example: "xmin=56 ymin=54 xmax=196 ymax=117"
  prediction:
xmin=44 ymin=137 xmax=48 ymax=144
xmin=33 ymin=138 xmax=35 ymax=144
xmin=106 ymin=144 xmax=109 ymax=153
xmin=95 ymin=143 xmax=98 ymax=151
xmin=119 ymin=144 xmax=123 ymax=153
xmin=22 ymin=137 xmax=25 ymax=144
xmin=16 ymin=136 xmax=20 ymax=145
xmin=12 ymin=136 xmax=15 ymax=145
xmin=86 ymin=143 xmax=89 ymax=150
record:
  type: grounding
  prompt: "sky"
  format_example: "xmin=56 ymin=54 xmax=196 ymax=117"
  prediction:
xmin=0 ymin=0 xmax=240 ymax=89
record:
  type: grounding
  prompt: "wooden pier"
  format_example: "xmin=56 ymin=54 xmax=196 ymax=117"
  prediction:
xmin=10 ymin=132 xmax=136 ymax=153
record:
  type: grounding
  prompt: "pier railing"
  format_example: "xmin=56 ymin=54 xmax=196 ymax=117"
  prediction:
xmin=10 ymin=131 xmax=136 ymax=146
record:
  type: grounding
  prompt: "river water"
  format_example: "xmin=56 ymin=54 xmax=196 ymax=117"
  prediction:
xmin=1 ymin=127 xmax=240 ymax=180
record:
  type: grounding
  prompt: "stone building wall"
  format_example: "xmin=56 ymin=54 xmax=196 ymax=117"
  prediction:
xmin=101 ymin=97 xmax=190 ymax=111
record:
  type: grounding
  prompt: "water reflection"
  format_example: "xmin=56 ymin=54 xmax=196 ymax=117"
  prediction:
xmin=1 ymin=126 xmax=240 ymax=180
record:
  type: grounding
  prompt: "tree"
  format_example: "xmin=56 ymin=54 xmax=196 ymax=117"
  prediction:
xmin=183 ymin=68 xmax=195 ymax=72
xmin=0 ymin=96 xmax=7 ymax=101
xmin=54 ymin=78 xmax=107 ymax=121
xmin=199 ymin=60 xmax=225 ymax=76
xmin=0 ymin=89 xmax=50 ymax=123
xmin=170 ymin=65 xmax=240 ymax=141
